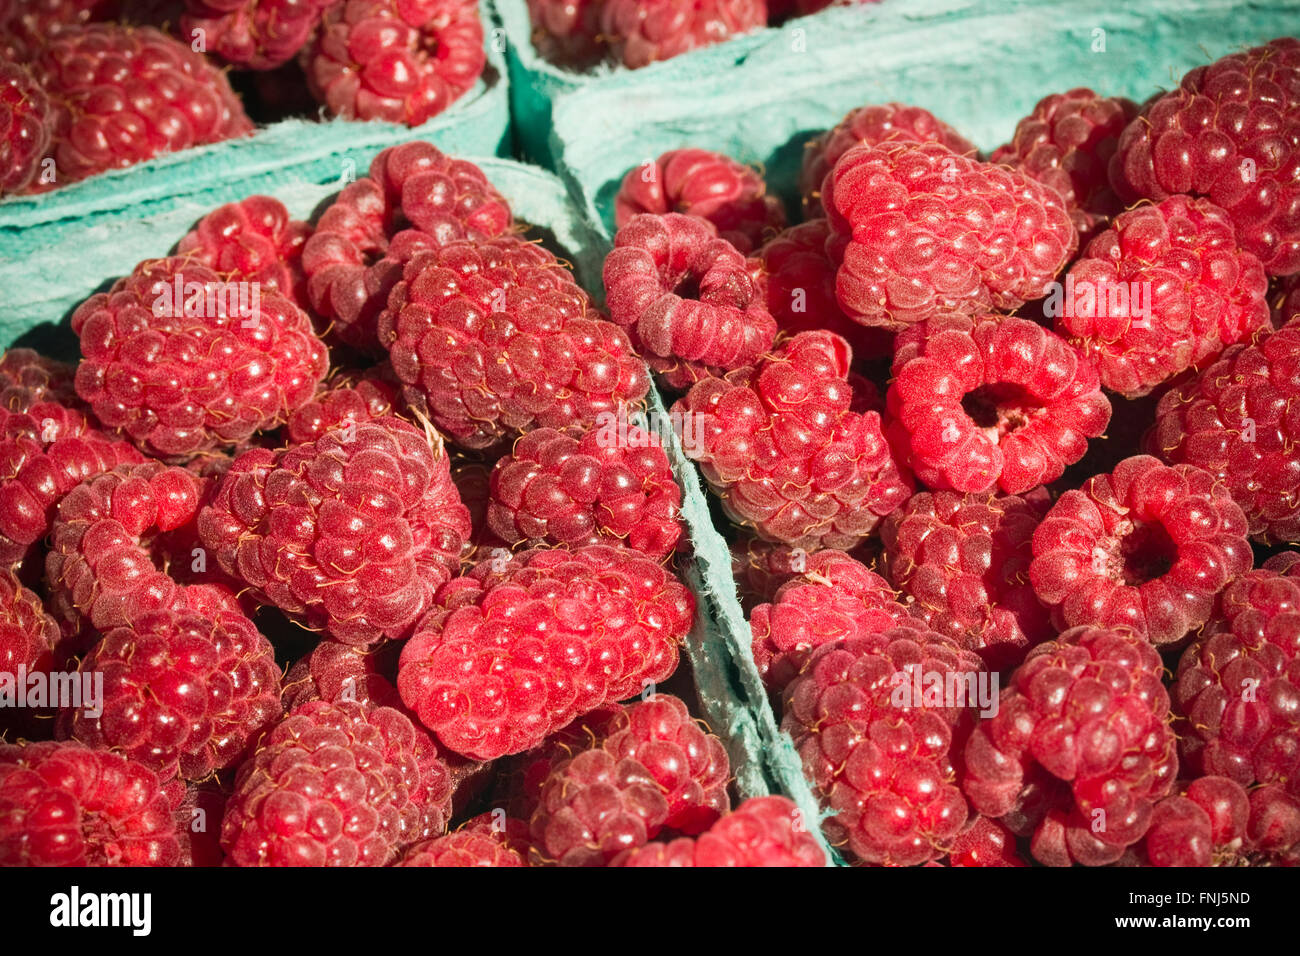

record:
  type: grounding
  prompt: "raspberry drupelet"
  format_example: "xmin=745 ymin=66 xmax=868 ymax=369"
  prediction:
xmin=599 ymin=0 xmax=767 ymax=70
xmin=181 ymin=0 xmax=332 ymax=70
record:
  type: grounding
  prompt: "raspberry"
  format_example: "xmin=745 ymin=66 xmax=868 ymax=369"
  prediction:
xmin=825 ymin=141 xmax=1077 ymax=328
xmin=0 ymin=0 xmax=120 ymax=61
xmin=945 ymin=816 xmax=1027 ymax=866
xmin=599 ymin=0 xmax=766 ymax=70
xmin=962 ymin=625 xmax=1178 ymax=860
xmin=174 ymin=782 xmax=228 ymax=866
xmin=198 ymin=417 xmax=471 ymax=646
xmin=1052 ymin=195 xmax=1270 ymax=397
xmin=603 ymin=213 xmax=777 ymax=389
xmin=381 ymin=234 xmax=649 ymax=449
xmin=221 ymin=699 xmax=447 ymax=866
xmin=800 ymin=103 xmax=977 ymax=219
xmin=1151 ymin=318 xmax=1300 ymax=543
xmin=990 ymin=88 xmax=1138 ymax=239
xmin=486 ymin=424 xmax=682 ymax=558
xmin=1029 ymin=455 xmax=1251 ymax=646
xmin=493 ymin=704 xmax=626 ymax=819
xmin=0 ymin=349 xmax=80 ymax=411
xmin=397 ymin=545 xmax=693 ymax=760
xmin=0 ymin=569 xmax=59 ymax=737
xmin=397 ymin=812 xmax=531 ymax=866
xmin=527 ymin=0 xmax=604 ymax=67
xmin=612 ymin=795 xmax=825 ymax=866
xmin=72 ymin=255 xmax=329 ymax=459
xmin=673 ymin=330 xmax=912 ymax=549
xmin=0 ymin=740 xmax=180 ymax=866
xmin=783 ymin=628 xmax=983 ymax=865
xmin=886 ymin=312 xmax=1111 ymax=495
xmin=0 ymin=61 xmax=51 ymax=194
xmin=1246 ymin=784 xmax=1300 ymax=862
xmin=280 ymin=639 xmax=404 ymax=711
xmin=614 ymin=149 xmax=786 ymax=254
xmin=286 ymin=367 xmax=404 ymax=445
xmin=610 ymin=836 xmax=697 ymax=866
xmin=181 ymin=0 xmax=332 ymax=70
xmin=881 ymin=489 xmax=1053 ymax=673
xmin=1141 ymin=776 xmax=1249 ymax=866
xmin=29 ymin=23 xmax=252 ymax=189
xmin=300 ymin=0 xmax=486 ymax=126
xmin=59 ymin=607 xmax=280 ymax=782
xmin=1110 ymin=37 xmax=1300 ymax=277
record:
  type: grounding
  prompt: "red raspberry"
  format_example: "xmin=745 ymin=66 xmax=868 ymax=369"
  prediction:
xmin=886 ymin=313 xmax=1111 ymax=495
xmin=945 ymin=816 xmax=1027 ymax=866
xmin=221 ymin=699 xmax=447 ymax=866
xmin=397 ymin=545 xmax=693 ymax=760
xmin=881 ymin=489 xmax=1053 ymax=673
xmin=1029 ymin=455 xmax=1251 ymax=646
xmin=0 ymin=61 xmax=51 ymax=194
xmin=177 ymin=195 xmax=313 ymax=309
xmin=1151 ymin=318 xmax=1300 ymax=543
xmin=492 ymin=703 xmax=626 ymax=819
xmin=397 ymin=812 xmax=531 ymax=866
xmin=198 ymin=417 xmax=471 ymax=646
xmin=380 ymin=234 xmax=649 ymax=449
xmin=527 ymin=0 xmax=604 ymax=67
xmin=610 ymin=836 xmax=697 ymax=866
xmin=300 ymin=0 xmax=486 ymax=125
xmin=800 ymin=102 xmax=977 ymax=218
xmin=181 ymin=0 xmax=332 ymax=69
xmin=990 ymin=88 xmax=1138 ymax=239
xmin=0 ymin=0 xmax=120 ymax=61
xmin=614 ymin=149 xmax=786 ymax=254
xmin=825 ymin=141 xmax=1077 ymax=328
xmin=673 ymin=330 xmax=912 ymax=549
xmin=599 ymin=0 xmax=766 ymax=70
xmin=286 ymin=367 xmax=404 ymax=445
xmin=1141 ymin=776 xmax=1249 ymax=866
xmin=1246 ymin=784 xmax=1300 ymax=862
xmin=486 ymin=424 xmax=682 ymax=558
xmin=281 ymin=638 xmax=404 ymax=711
xmin=0 ymin=348 xmax=80 ymax=411
xmin=612 ymin=795 xmax=825 ymax=866
xmin=783 ymin=628 xmax=983 ymax=865
xmin=603 ymin=213 xmax=777 ymax=389
xmin=0 ymin=569 xmax=59 ymax=737
xmin=301 ymin=143 xmax=513 ymax=352
xmin=962 ymin=625 xmax=1178 ymax=862
xmin=1052 ymin=195 xmax=1270 ymax=397
xmin=1110 ymin=37 xmax=1300 ymax=277
xmin=0 ymin=740 xmax=180 ymax=866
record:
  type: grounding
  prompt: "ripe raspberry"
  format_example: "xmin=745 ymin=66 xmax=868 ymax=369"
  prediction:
xmin=1029 ymin=455 xmax=1251 ymax=646
xmin=198 ymin=417 xmax=471 ymax=646
xmin=1110 ymin=37 xmax=1300 ymax=277
xmin=285 ymin=367 xmax=403 ymax=447
xmin=381 ymin=234 xmax=649 ymax=449
xmin=527 ymin=0 xmax=604 ymax=67
xmin=1246 ymin=784 xmax=1300 ymax=862
xmin=0 ymin=740 xmax=180 ymax=866
xmin=0 ymin=61 xmax=51 ymax=194
xmin=1141 ymin=776 xmax=1249 ymax=866
xmin=0 ymin=348 xmax=80 ymax=411
xmin=800 ymin=102 xmax=977 ymax=218
xmin=222 ymin=699 xmax=446 ymax=866
xmin=486 ymin=424 xmax=682 ymax=558
xmin=181 ymin=0 xmax=332 ymax=70
xmin=1151 ymin=318 xmax=1300 ymax=543
xmin=599 ymin=0 xmax=766 ymax=69
xmin=603 ymin=213 xmax=777 ymax=389
xmin=1052 ymin=195 xmax=1270 ymax=397
xmin=887 ymin=313 xmax=1111 ymax=495
xmin=990 ymin=88 xmax=1137 ymax=238
xmin=0 ymin=569 xmax=59 ymax=737
xmin=281 ymin=639 xmax=404 ymax=711
xmin=612 ymin=795 xmax=825 ymax=866
xmin=610 ymin=836 xmax=697 ymax=866
xmin=945 ymin=816 xmax=1026 ymax=866
xmin=673 ymin=330 xmax=912 ymax=549
xmin=300 ymin=0 xmax=486 ymax=126
xmin=825 ymin=141 xmax=1077 ymax=328
xmin=783 ymin=628 xmax=983 ymax=865
xmin=614 ymin=149 xmax=786 ymax=254
xmin=397 ymin=812 xmax=531 ymax=866
xmin=397 ymin=545 xmax=693 ymax=760
xmin=0 ymin=0 xmax=120 ymax=61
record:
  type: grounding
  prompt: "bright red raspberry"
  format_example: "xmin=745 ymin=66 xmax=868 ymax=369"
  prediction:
xmin=0 ymin=61 xmax=51 ymax=194
xmin=397 ymin=545 xmax=693 ymax=760
xmin=673 ymin=330 xmax=912 ymax=549
xmin=825 ymin=141 xmax=1077 ymax=328
xmin=1052 ymin=195 xmax=1270 ymax=397
xmin=198 ymin=417 xmax=471 ymax=646
xmin=181 ymin=0 xmax=332 ymax=69
xmin=0 ymin=740 xmax=180 ymax=866
xmin=1110 ymin=37 xmax=1300 ymax=277
xmin=599 ymin=0 xmax=766 ymax=69
xmin=610 ymin=837 xmax=697 ymax=866
xmin=612 ymin=795 xmax=826 ymax=866
xmin=1140 ymin=776 xmax=1250 ymax=866
xmin=286 ymin=366 xmax=404 ymax=445
xmin=0 ymin=569 xmax=59 ymax=738
xmin=486 ymin=424 xmax=682 ymax=558
xmin=1029 ymin=455 xmax=1251 ymax=646
xmin=527 ymin=0 xmax=604 ymax=66
xmin=945 ymin=816 xmax=1027 ymax=866
xmin=300 ymin=0 xmax=486 ymax=126
xmin=177 ymin=195 xmax=313 ymax=308
xmin=397 ymin=812 xmax=531 ymax=866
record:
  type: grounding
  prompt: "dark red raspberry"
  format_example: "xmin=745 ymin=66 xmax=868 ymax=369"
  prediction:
xmin=397 ymin=545 xmax=693 ymax=760
xmin=1151 ymin=318 xmax=1300 ymax=543
xmin=0 ymin=569 xmax=59 ymax=737
xmin=181 ymin=0 xmax=332 ymax=70
xmin=1052 ymin=195 xmax=1270 ymax=397
xmin=603 ymin=212 xmax=777 ymax=389
xmin=281 ymin=638 xmax=404 ymax=711
xmin=825 ymin=141 xmax=1077 ymax=328
xmin=527 ymin=0 xmax=604 ymax=67
xmin=783 ymin=628 xmax=983 ymax=866
xmin=198 ymin=417 xmax=471 ymax=646
xmin=397 ymin=811 xmax=531 ymax=866
xmin=177 ymin=195 xmax=313 ymax=309
xmin=962 ymin=625 xmax=1178 ymax=862
xmin=1029 ymin=455 xmax=1251 ymax=646
xmin=990 ymin=88 xmax=1137 ymax=239
xmin=673 ymin=330 xmax=912 ymax=549
xmin=610 ymin=836 xmax=697 ymax=866
xmin=1140 ymin=776 xmax=1249 ymax=866
xmin=0 ymin=740 xmax=180 ymax=866
xmin=1246 ymin=784 xmax=1300 ymax=862
xmin=599 ymin=0 xmax=766 ymax=69
xmin=887 ymin=312 xmax=1110 ymax=495
xmin=0 ymin=61 xmax=51 ymax=194
xmin=0 ymin=0 xmax=121 ymax=61
xmin=800 ymin=102 xmax=977 ymax=218
xmin=1110 ymin=37 xmax=1300 ymax=277
xmin=612 ymin=795 xmax=825 ymax=866
xmin=945 ymin=816 xmax=1026 ymax=866
xmin=300 ymin=0 xmax=486 ymax=125
xmin=614 ymin=149 xmax=786 ymax=254
xmin=0 ymin=349 xmax=80 ymax=411
xmin=486 ymin=424 xmax=682 ymax=558
xmin=492 ymin=704 xmax=626 ymax=820
xmin=286 ymin=367 xmax=403 ymax=445
xmin=381 ymin=234 xmax=649 ymax=450
xmin=881 ymin=489 xmax=1053 ymax=673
